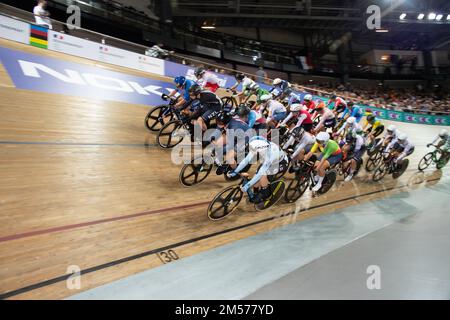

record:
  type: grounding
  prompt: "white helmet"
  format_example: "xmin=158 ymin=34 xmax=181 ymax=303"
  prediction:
xmin=290 ymin=103 xmax=302 ymax=112
xmin=272 ymin=78 xmax=283 ymax=86
xmin=249 ymin=136 xmax=271 ymax=155
xmin=303 ymin=94 xmax=313 ymax=102
xmin=439 ymin=129 xmax=448 ymax=139
xmin=397 ymin=132 xmax=408 ymax=142
xmin=316 ymin=132 xmax=330 ymax=145
xmin=260 ymin=94 xmax=272 ymax=102
xmin=387 ymin=125 xmax=396 ymax=132
xmin=346 ymin=116 xmax=356 ymax=125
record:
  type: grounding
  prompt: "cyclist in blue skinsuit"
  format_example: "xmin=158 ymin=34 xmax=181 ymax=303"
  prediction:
xmin=339 ymin=102 xmax=364 ymax=123
xmin=168 ymin=76 xmax=197 ymax=109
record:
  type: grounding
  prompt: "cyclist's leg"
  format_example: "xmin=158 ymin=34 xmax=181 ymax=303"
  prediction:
xmin=312 ymin=157 xmax=330 ymax=191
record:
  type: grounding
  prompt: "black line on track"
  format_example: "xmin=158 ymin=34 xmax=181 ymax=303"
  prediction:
xmin=0 ymin=176 xmax=441 ymax=299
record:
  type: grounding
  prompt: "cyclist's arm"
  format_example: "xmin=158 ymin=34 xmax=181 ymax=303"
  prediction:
xmin=292 ymin=137 xmax=312 ymax=158
xmin=397 ymin=143 xmax=412 ymax=161
xmin=229 ymin=82 xmax=240 ymax=91
xmin=337 ymin=121 xmax=348 ymax=135
xmin=234 ymin=150 xmax=254 ymax=174
xmin=431 ymin=136 xmax=440 ymax=146
xmin=243 ymin=154 xmax=273 ymax=191
xmin=168 ymin=89 xmax=178 ymax=97
xmin=280 ymin=112 xmax=294 ymax=126
xmin=294 ymin=113 xmax=307 ymax=129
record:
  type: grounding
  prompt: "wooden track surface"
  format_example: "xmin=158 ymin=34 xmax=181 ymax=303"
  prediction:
xmin=0 ymin=38 xmax=448 ymax=299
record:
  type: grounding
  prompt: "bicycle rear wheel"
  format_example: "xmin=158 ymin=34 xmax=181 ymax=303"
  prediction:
xmin=157 ymin=120 xmax=186 ymax=149
xmin=393 ymin=159 xmax=409 ymax=179
xmin=207 ymin=186 xmax=243 ymax=221
xmin=318 ymin=169 xmax=337 ymax=194
xmin=255 ymin=180 xmax=286 ymax=211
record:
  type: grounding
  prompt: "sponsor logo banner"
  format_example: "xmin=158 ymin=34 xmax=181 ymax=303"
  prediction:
xmin=0 ymin=15 xmax=30 ymax=45
xmin=46 ymin=30 xmax=165 ymax=75
xmin=0 ymin=46 xmax=172 ymax=106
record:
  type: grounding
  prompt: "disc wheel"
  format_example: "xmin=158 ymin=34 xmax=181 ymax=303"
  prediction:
xmin=317 ymin=169 xmax=337 ymax=194
xmin=157 ymin=120 xmax=186 ymax=149
xmin=284 ymin=173 xmax=309 ymax=203
xmin=207 ymin=186 xmax=243 ymax=221
xmin=255 ymin=180 xmax=286 ymax=211
xmin=145 ymin=106 xmax=173 ymax=132
xmin=418 ymin=152 xmax=434 ymax=171
xmin=393 ymin=159 xmax=409 ymax=179
xmin=179 ymin=161 xmax=213 ymax=187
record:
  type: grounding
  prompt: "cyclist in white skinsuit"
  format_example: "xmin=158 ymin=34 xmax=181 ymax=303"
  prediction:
xmin=282 ymin=127 xmax=315 ymax=159
xmin=335 ymin=116 xmax=363 ymax=137
xmin=429 ymin=129 xmax=450 ymax=153
xmin=375 ymin=124 xmax=399 ymax=152
xmin=228 ymin=136 xmax=288 ymax=203
xmin=386 ymin=132 xmax=415 ymax=162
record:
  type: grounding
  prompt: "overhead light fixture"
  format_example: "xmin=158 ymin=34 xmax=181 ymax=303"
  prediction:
xmin=375 ymin=29 xmax=389 ymax=33
xmin=428 ymin=13 xmax=436 ymax=20
xmin=447 ymin=14 xmax=450 ymax=20
xmin=201 ymin=26 xmax=216 ymax=29
xmin=399 ymin=13 xmax=406 ymax=20
xmin=417 ymin=13 xmax=424 ymax=20
xmin=435 ymin=14 xmax=443 ymax=21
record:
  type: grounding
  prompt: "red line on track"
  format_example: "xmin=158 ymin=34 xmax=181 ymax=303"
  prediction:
xmin=0 ymin=201 xmax=210 ymax=243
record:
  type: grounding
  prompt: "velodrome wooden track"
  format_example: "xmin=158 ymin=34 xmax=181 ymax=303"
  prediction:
xmin=0 ymin=37 xmax=448 ymax=300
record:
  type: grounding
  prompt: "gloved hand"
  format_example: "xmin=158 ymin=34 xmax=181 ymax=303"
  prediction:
xmin=227 ymin=170 xmax=238 ymax=179
xmin=427 ymin=143 xmax=431 ymax=148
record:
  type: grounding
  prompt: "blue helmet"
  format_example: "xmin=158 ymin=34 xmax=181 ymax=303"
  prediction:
xmin=174 ymin=76 xmax=186 ymax=88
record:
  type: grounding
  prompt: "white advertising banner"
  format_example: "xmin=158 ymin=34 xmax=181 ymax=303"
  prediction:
xmin=48 ymin=30 xmax=98 ymax=60
xmin=136 ymin=54 xmax=165 ymax=75
xmin=0 ymin=14 xmax=30 ymax=44
xmin=47 ymin=30 xmax=165 ymax=75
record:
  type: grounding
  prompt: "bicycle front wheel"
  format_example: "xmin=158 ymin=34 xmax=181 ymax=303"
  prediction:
xmin=207 ymin=185 xmax=243 ymax=221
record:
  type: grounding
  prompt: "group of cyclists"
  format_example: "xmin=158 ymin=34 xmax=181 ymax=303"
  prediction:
xmin=156 ymin=66 xmax=449 ymax=210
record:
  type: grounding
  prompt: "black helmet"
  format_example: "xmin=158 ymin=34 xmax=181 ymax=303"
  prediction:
xmin=366 ymin=114 xmax=375 ymax=122
xmin=345 ymin=132 xmax=356 ymax=143
xmin=194 ymin=67 xmax=206 ymax=78
xmin=292 ymin=127 xmax=305 ymax=140
xmin=235 ymin=73 xmax=245 ymax=81
xmin=217 ymin=112 xmax=232 ymax=125
xmin=347 ymin=101 xmax=354 ymax=107
xmin=189 ymin=84 xmax=202 ymax=96
xmin=330 ymin=94 xmax=337 ymax=99
xmin=236 ymin=104 xmax=251 ymax=117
